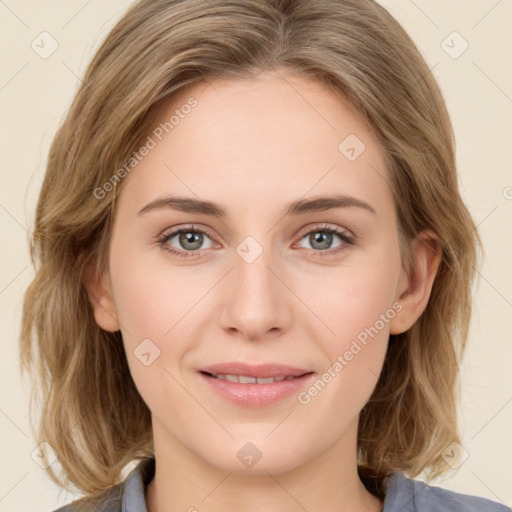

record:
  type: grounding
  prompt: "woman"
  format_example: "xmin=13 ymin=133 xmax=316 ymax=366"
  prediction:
xmin=20 ymin=0 xmax=508 ymax=510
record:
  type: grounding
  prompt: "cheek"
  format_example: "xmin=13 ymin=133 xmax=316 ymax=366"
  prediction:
xmin=109 ymin=240 xmax=206 ymax=339
xmin=297 ymin=244 xmax=402 ymax=403
xmin=107 ymin=242 xmax=213 ymax=389
xmin=305 ymin=249 xmax=401 ymax=344
xmin=334 ymin=270 xmax=398 ymax=344
xmin=294 ymin=266 xmax=399 ymax=420
xmin=108 ymin=256 xmax=194 ymax=413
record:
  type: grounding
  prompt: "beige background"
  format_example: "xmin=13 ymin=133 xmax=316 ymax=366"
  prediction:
xmin=1 ymin=0 xmax=511 ymax=510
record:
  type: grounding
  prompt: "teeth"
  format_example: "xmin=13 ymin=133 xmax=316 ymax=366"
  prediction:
xmin=256 ymin=377 xmax=275 ymax=384
xmin=213 ymin=374 xmax=297 ymax=384
xmin=239 ymin=375 xmax=256 ymax=384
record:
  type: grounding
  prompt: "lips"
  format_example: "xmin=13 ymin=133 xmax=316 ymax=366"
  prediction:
xmin=198 ymin=362 xmax=315 ymax=407
xmin=199 ymin=362 xmax=312 ymax=379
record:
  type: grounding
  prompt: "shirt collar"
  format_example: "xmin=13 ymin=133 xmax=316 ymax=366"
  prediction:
xmin=122 ymin=457 xmax=155 ymax=512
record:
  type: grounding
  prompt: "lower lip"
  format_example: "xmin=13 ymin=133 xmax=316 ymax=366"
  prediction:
xmin=198 ymin=372 xmax=315 ymax=407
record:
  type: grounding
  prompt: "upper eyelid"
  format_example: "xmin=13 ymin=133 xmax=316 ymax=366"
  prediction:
xmin=159 ymin=224 xmax=217 ymax=242
xmin=295 ymin=223 xmax=353 ymax=239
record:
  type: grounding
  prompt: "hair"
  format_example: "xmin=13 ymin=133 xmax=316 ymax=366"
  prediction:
xmin=20 ymin=0 xmax=481 ymax=504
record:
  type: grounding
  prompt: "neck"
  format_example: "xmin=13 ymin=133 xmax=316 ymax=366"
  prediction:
xmin=146 ymin=417 xmax=383 ymax=512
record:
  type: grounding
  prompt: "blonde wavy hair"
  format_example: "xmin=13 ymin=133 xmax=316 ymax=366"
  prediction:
xmin=20 ymin=0 xmax=481 ymax=503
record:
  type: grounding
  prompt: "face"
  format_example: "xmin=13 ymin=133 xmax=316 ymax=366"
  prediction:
xmin=90 ymin=70 xmax=415 ymax=474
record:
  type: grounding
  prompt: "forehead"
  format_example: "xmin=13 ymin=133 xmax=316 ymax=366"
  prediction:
xmin=117 ymin=70 xmax=393 ymax=219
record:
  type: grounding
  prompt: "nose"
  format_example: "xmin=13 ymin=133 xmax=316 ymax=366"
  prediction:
xmin=218 ymin=240 xmax=293 ymax=342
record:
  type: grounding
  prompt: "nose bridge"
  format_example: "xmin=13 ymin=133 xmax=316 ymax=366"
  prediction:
xmin=236 ymin=238 xmax=276 ymax=297
xmin=218 ymin=234 xmax=292 ymax=338
xmin=233 ymin=235 xmax=281 ymax=309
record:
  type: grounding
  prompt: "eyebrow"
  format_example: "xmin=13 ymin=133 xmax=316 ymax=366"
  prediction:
xmin=137 ymin=194 xmax=377 ymax=218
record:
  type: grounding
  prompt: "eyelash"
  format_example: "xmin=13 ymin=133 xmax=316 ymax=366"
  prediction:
xmin=156 ymin=223 xmax=355 ymax=259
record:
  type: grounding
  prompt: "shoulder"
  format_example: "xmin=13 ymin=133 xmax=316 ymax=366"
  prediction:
xmin=383 ymin=471 xmax=510 ymax=512
xmin=50 ymin=457 xmax=155 ymax=512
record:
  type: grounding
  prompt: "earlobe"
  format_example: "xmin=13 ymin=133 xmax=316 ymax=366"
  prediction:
xmin=389 ymin=231 xmax=442 ymax=335
xmin=82 ymin=264 xmax=120 ymax=332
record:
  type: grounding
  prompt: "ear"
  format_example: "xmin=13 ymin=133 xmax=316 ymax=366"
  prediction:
xmin=390 ymin=230 xmax=442 ymax=335
xmin=82 ymin=263 xmax=120 ymax=332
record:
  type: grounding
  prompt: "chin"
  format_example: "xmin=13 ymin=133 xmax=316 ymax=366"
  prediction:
xmin=201 ymin=436 xmax=309 ymax=475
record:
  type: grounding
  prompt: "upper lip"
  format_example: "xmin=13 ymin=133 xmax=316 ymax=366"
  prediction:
xmin=199 ymin=362 xmax=312 ymax=378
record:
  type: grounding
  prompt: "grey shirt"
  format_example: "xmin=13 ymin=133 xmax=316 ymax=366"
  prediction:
xmin=54 ymin=457 xmax=509 ymax=511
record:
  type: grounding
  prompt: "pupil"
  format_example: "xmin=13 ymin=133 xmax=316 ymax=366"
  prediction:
xmin=312 ymin=231 xmax=332 ymax=250
xmin=181 ymin=231 xmax=202 ymax=250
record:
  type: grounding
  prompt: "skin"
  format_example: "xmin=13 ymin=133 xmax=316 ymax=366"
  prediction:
xmin=85 ymin=69 xmax=441 ymax=512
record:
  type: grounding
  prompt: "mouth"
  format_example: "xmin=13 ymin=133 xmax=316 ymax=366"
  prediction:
xmin=199 ymin=362 xmax=312 ymax=379
xmin=200 ymin=371 xmax=311 ymax=384
xmin=197 ymin=363 xmax=315 ymax=407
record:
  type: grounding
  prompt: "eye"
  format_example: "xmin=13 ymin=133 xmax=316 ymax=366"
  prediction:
xmin=295 ymin=224 xmax=354 ymax=257
xmin=156 ymin=225 xmax=215 ymax=258
xmin=156 ymin=223 xmax=355 ymax=259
